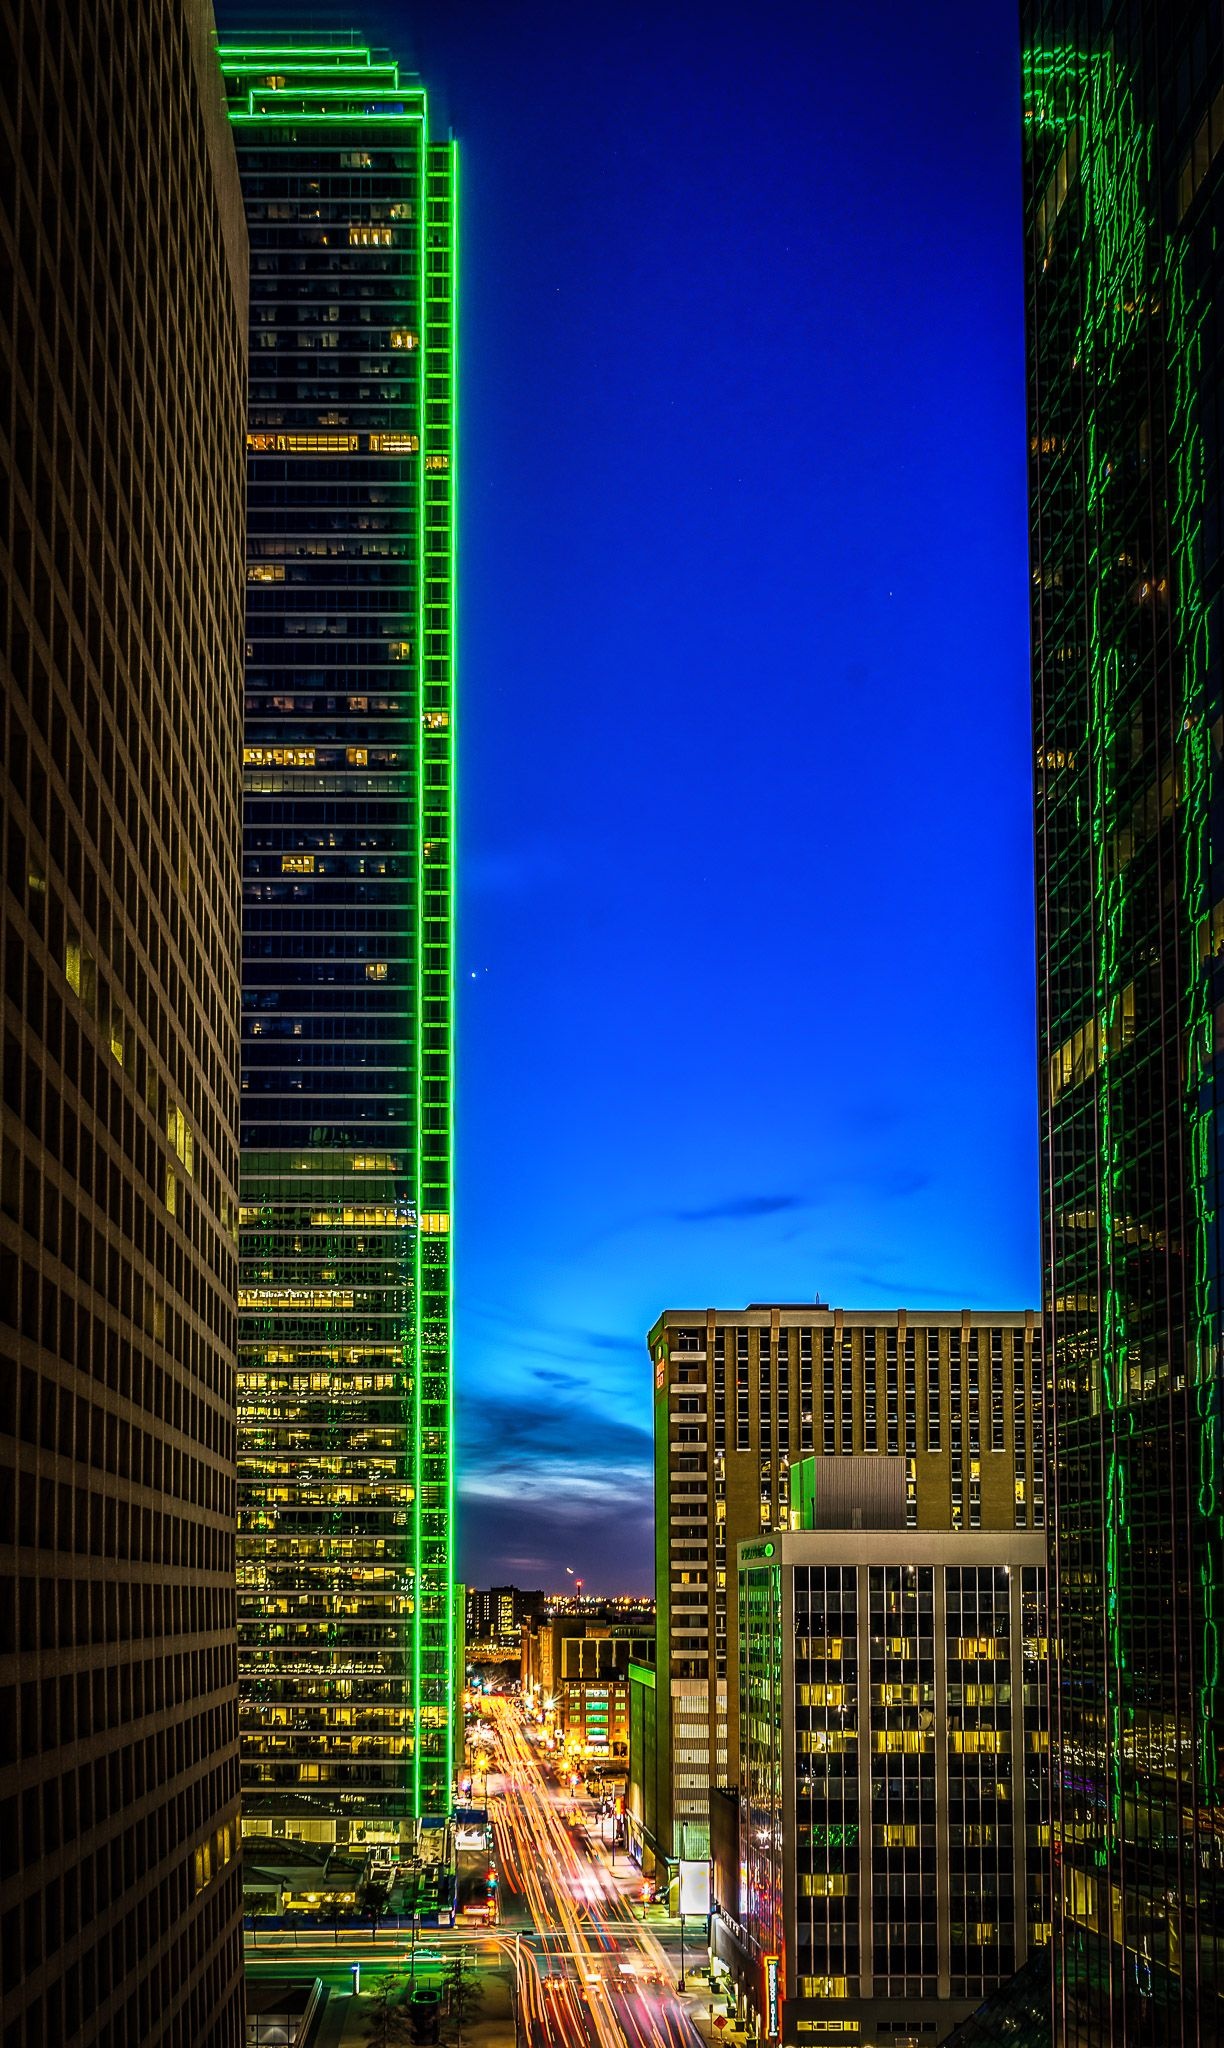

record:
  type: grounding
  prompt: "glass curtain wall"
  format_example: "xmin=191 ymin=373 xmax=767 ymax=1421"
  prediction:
xmin=1023 ymin=2 xmax=1224 ymax=2034
xmin=220 ymin=37 xmax=455 ymax=1845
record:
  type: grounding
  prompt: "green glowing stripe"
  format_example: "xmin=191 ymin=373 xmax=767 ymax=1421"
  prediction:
xmin=443 ymin=137 xmax=459 ymax=1805
xmin=217 ymin=43 xmax=377 ymax=60
xmin=230 ymin=109 xmax=424 ymax=125
xmin=219 ymin=62 xmax=400 ymax=83
xmin=225 ymin=45 xmax=456 ymax=1826
xmin=238 ymin=84 xmax=420 ymax=100
xmin=412 ymin=102 xmax=427 ymax=1818
xmin=414 ymin=133 xmax=457 ymax=1814
xmin=218 ymin=55 xmax=388 ymax=68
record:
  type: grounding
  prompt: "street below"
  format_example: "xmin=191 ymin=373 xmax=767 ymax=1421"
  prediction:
xmin=486 ymin=1695 xmax=706 ymax=2048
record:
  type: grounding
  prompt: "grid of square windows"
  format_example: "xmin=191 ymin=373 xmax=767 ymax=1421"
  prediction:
xmin=0 ymin=1 xmax=247 ymax=2039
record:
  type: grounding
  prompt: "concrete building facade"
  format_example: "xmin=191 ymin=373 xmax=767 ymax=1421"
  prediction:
xmin=522 ymin=1611 xmax=654 ymax=1764
xmin=0 ymin=2 xmax=248 ymax=2040
xmin=729 ymin=1476 xmax=1048 ymax=2047
xmin=635 ymin=1306 xmax=1044 ymax=1878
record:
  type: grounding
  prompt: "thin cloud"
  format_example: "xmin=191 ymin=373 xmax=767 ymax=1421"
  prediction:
xmin=463 ymin=1299 xmax=645 ymax=1360
xmin=835 ymin=1268 xmax=989 ymax=1305
xmin=458 ymin=1392 xmax=651 ymax=1471
xmin=675 ymin=1193 xmax=806 ymax=1223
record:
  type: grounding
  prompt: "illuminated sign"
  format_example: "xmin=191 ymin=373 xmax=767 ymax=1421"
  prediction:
xmin=679 ymin=1860 xmax=710 ymax=1916
xmin=764 ymin=1956 xmax=780 ymax=2039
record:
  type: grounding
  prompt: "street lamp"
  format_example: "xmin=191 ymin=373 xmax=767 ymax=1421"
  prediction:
xmin=511 ymin=1931 xmax=522 ymax=2048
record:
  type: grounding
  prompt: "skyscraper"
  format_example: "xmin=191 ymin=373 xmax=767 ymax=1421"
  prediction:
xmin=219 ymin=37 xmax=456 ymax=1852
xmin=634 ymin=1306 xmax=1045 ymax=1882
xmin=0 ymin=1 xmax=247 ymax=2041
xmin=1024 ymin=6 xmax=1224 ymax=2037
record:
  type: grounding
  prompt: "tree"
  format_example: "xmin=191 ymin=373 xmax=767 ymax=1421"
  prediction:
xmin=443 ymin=1957 xmax=485 ymax=2046
xmin=359 ymin=1874 xmax=392 ymax=1942
xmin=362 ymin=1972 xmax=416 ymax=2047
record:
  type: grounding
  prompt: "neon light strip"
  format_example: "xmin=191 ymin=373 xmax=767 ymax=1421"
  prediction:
xmin=443 ymin=137 xmax=459 ymax=1804
xmin=412 ymin=100 xmax=427 ymax=1818
xmin=231 ymin=111 xmax=425 ymax=125
xmin=225 ymin=37 xmax=455 ymax=1829
xmin=217 ymin=43 xmax=378 ymax=60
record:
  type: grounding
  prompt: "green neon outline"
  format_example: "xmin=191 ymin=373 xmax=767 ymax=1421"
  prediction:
xmin=412 ymin=102 xmax=427 ymax=1820
xmin=443 ymin=137 xmax=459 ymax=1805
xmin=225 ymin=38 xmax=455 ymax=1833
xmin=219 ymin=63 xmax=402 ymax=84
xmin=217 ymin=43 xmax=378 ymax=62
xmin=235 ymin=85 xmax=418 ymax=101
xmin=230 ymin=111 xmax=425 ymax=126
xmin=413 ymin=130 xmax=458 ymax=1815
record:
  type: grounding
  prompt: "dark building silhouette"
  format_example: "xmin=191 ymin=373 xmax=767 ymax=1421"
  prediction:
xmin=465 ymin=1585 xmax=546 ymax=1641
xmin=0 ymin=1 xmax=247 ymax=2042
xmin=1023 ymin=2 xmax=1224 ymax=2040
xmin=218 ymin=37 xmax=457 ymax=1849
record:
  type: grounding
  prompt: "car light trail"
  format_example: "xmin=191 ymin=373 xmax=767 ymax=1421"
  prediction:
xmin=485 ymin=1697 xmax=701 ymax=2048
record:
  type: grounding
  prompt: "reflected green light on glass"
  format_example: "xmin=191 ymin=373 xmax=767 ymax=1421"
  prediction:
xmin=1025 ymin=28 xmax=1222 ymax=1961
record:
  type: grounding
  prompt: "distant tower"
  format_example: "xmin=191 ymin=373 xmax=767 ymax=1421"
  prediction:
xmin=220 ymin=34 xmax=456 ymax=1846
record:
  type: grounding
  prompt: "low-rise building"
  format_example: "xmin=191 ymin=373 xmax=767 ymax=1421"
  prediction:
xmin=522 ymin=1607 xmax=654 ymax=1763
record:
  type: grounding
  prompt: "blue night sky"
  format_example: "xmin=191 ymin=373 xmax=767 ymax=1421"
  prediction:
xmin=218 ymin=0 xmax=1039 ymax=1595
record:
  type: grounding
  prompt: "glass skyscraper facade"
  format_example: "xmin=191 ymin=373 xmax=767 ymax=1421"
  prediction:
xmin=220 ymin=38 xmax=455 ymax=1848
xmin=1024 ymin=3 xmax=1224 ymax=2036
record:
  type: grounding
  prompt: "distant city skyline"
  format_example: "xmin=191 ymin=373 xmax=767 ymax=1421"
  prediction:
xmin=217 ymin=0 xmax=1038 ymax=1593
